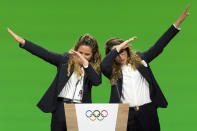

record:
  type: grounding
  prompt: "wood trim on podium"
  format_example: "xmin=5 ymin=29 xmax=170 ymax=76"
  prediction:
xmin=64 ymin=104 xmax=78 ymax=131
xmin=115 ymin=104 xmax=129 ymax=131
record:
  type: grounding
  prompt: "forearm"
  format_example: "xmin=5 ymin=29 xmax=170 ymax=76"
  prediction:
xmin=84 ymin=63 xmax=101 ymax=86
xmin=143 ymin=25 xmax=180 ymax=63
xmin=101 ymin=49 xmax=119 ymax=78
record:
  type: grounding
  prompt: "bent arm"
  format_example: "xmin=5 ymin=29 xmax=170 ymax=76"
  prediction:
xmin=100 ymin=49 xmax=119 ymax=78
xmin=84 ymin=63 xmax=101 ymax=86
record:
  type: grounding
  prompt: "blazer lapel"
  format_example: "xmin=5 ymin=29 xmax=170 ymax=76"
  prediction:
xmin=57 ymin=62 xmax=73 ymax=92
xmin=137 ymin=65 xmax=152 ymax=84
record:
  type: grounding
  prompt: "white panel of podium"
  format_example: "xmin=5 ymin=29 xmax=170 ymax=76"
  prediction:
xmin=64 ymin=104 xmax=129 ymax=131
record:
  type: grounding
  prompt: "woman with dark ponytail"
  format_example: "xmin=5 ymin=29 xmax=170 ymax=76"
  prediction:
xmin=7 ymin=30 xmax=101 ymax=131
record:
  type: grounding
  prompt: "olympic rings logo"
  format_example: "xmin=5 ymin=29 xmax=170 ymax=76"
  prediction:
xmin=85 ymin=110 xmax=108 ymax=121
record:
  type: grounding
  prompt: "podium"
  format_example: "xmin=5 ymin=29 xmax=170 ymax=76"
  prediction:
xmin=64 ymin=104 xmax=129 ymax=131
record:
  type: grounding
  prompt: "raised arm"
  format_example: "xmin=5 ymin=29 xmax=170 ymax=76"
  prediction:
xmin=142 ymin=5 xmax=190 ymax=63
xmin=7 ymin=28 xmax=64 ymax=66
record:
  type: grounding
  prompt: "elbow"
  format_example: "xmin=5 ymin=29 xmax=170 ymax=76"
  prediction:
xmin=100 ymin=66 xmax=111 ymax=79
xmin=100 ymin=63 xmax=107 ymax=73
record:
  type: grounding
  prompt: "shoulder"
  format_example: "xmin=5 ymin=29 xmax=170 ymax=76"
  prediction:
xmin=136 ymin=51 xmax=143 ymax=58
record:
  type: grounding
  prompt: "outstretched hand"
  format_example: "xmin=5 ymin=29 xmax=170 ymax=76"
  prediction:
xmin=115 ymin=36 xmax=137 ymax=53
xmin=69 ymin=50 xmax=89 ymax=67
xmin=174 ymin=5 xmax=190 ymax=28
xmin=7 ymin=28 xmax=25 ymax=46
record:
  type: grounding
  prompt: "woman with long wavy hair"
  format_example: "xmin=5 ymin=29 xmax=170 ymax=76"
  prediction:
xmin=101 ymin=5 xmax=190 ymax=131
xmin=7 ymin=30 xmax=101 ymax=131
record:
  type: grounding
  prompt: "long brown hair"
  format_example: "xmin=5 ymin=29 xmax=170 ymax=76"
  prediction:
xmin=67 ymin=34 xmax=101 ymax=78
xmin=105 ymin=38 xmax=143 ymax=85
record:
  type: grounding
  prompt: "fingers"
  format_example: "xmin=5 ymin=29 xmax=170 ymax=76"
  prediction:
xmin=116 ymin=36 xmax=136 ymax=52
xmin=174 ymin=5 xmax=190 ymax=28
xmin=7 ymin=28 xmax=12 ymax=34
xmin=7 ymin=28 xmax=25 ymax=44
xmin=69 ymin=50 xmax=87 ymax=66
xmin=123 ymin=36 xmax=137 ymax=45
xmin=69 ymin=50 xmax=83 ymax=60
xmin=127 ymin=36 xmax=137 ymax=43
xmin=126 ymin=44 xmax=132 ymax=48
xmin=122 ymin=44 xmax=132 ymax=50
xmin=69 ymin=50 xmax=75 ymax=55
xmin=7 ymin=28 xmax=17 ymax=38
xmin=183 ymin=5 xmax=190 ymax=17
xmin=69 ymin=50 xmax=80 ymax=61
xmin=69 ymin=50 xmax=80 ymax=56
xmin=122 ymin=36 xmax=137 ymax=45
xmin=184 ymin=4 xmax=190 ymax=15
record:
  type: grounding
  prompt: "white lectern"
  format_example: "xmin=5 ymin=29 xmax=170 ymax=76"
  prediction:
xmin=64 ymin=104 xmax=129 ymax=131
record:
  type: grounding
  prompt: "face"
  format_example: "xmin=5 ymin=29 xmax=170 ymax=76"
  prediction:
xmin=112 ymin=46 xmax=128 ymax=65
xmin=77 ymin=45 xmax=93 ymax=61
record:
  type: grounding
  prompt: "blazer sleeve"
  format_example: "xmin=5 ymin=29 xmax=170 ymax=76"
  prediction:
xmin=100 ymin=49 xmax=119 ymax=78
xmin=20 ymin=40 xmax=64 ymax=66
xmin=142 ymin=25 xmax=180 ymax=63
xmin=84 ymin=63 xmax=101 ymax=86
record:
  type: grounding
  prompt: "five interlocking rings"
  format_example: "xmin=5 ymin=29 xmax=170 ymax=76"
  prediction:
xmin=85 ymin=110 xmax=108 ymax=121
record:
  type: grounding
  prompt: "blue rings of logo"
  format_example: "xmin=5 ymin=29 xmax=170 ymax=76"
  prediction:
xmin=85 ymin=110 xmax=108 ymax=121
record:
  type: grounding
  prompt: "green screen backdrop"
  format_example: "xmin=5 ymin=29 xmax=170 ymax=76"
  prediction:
xmin=0 ymin=0 xmax=196 ymax=130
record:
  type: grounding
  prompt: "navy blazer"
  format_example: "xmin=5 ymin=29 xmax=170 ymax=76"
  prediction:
xmin=20 ymin=40 xmax=101 ymax=113
xmin=101 ymin=25 xmax=179 ymax=108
